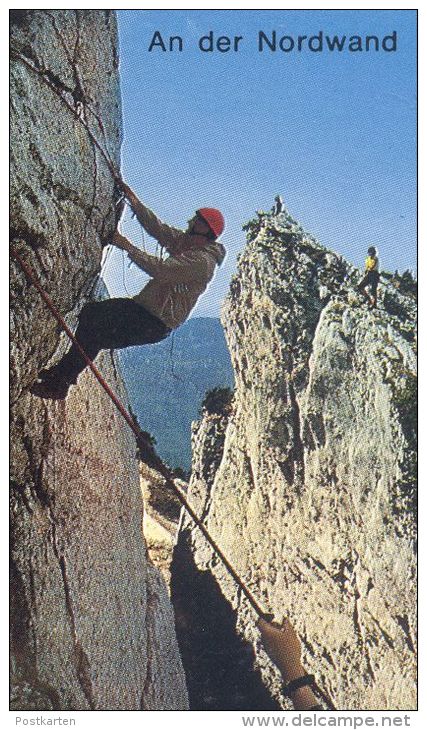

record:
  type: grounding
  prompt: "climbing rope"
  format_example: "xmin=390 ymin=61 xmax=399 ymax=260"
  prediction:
xmin=11 ymin=247 xmax=270 ymax=619
xmin=10 ymin=46 xmax=120 ymax=180
xmin=11 ymin=247 xmax=336 ymax=709
xmin=10 ymin=49 xmax=336 ymax=708
xmin=12 ymin=45 xmax=158 ymax=261
xmin=11 ymin=47 xmax=210 ymax=405
xmin=119 ymin=202 xmax=149 ymax=297
xmin=11 ymin=48 xmax=163 ymax=308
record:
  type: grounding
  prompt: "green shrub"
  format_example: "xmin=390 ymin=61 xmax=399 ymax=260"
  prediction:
xmin=200 ymin=387 xmax=234 ymax=417
xmin=172 ymin=466 xmax=191 ymax=482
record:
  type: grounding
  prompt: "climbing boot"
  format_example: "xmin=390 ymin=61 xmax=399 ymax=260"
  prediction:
xmin=30 ymin=376 xmax=70 ymax=400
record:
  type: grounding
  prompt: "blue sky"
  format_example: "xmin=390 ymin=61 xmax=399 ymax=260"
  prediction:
xmin=104 ymin=9 xmax=417 ymax=317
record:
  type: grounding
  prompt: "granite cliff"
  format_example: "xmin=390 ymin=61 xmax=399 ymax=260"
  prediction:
xmin=10 ymin=10 xmax=188 ymax=710
xmin=172 ymin=209 xmax=417 ymax=710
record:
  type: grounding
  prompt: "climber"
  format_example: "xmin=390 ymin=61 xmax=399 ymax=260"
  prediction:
xmin=357 ymin=246 xmax=380 ymax=308
xmin=31 ymin=181 xmax=226 ymax=400
xmin=272 ymin=195 xmax=284 ymax=216
xmin=258 ymin=617 xmax=323 ymax=711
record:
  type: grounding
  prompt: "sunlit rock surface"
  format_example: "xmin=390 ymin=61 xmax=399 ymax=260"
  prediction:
xmin=10 ymin=10 xmax=188 ymax=710
xmin=173 ymin=209 xmax=416 ymax=711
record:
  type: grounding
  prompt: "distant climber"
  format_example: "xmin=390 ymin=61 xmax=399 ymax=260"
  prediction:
xmin=258 ymin=617 xmax=324 ymax=711
xmin=272 ymin=195 xmax=284 ymax=215
xmin=357 ymin=246 xmax=380 ymax=308
xmin=31 ymin=181 xmax=226 ymax=399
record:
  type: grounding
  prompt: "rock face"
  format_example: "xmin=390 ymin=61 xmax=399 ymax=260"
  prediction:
xmin=173 ymin=210 xmax=417 ymax=711
xmin=140 ymin=462 xmax=182 ymax=588
xmin=10 ymin=10 xmax=188 ymax=710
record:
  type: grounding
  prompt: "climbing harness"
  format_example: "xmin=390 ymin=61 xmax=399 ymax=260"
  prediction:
xmin=11 ymin=247 xmax=336 ymax=711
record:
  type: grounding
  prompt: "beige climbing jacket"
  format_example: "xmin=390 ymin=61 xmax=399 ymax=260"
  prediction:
xmin=125 ymin=199 xmax=226 ymax=329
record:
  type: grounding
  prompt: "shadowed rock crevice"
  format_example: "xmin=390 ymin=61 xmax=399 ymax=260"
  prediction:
xmin=171 ymin=533 xmax=281 ymax=711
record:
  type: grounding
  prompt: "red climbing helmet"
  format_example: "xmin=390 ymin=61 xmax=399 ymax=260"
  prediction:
xmin=197 ymin=208 xmax=225 ymax=238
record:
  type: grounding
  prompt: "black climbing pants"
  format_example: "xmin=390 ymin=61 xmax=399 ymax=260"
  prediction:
xmin=47 ymin=298 xmax=171 ymax=384
xmin=358 ymin=270 xmax=380 ymax=300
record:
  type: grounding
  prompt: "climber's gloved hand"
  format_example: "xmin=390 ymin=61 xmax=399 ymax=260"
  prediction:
xmin=112 ymin=231 xmax=131 ymax=252
xmin=257 ymin=617 xmax=305 ymax=683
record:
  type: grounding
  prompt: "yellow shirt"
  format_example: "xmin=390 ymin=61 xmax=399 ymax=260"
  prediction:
xmin=365 ymin=256 xmax=378 ymax=272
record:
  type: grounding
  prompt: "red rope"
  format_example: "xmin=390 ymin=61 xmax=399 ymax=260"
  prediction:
xmin=11 ymin=247 xmax=337 ymax=710
xmin=10 ymin=246 xmax=270 ymax=621
xmin=9 ymin=57 xmax=338 ymax=698
xmin=10 ymin=47 xmax=119 ymax=180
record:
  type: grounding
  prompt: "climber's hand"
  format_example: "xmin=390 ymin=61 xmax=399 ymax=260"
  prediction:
xmin=112 ymin=231 xmax=131 ymax=251
xmin=119 ymin=181 xmax=138 ymax=206
xmin=114 ymin=173 xmax=125 ymax=191
xmin=257 ymin=617 xmax=305 ymax=683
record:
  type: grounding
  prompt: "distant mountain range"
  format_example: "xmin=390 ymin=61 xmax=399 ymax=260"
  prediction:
xmin=118 ymin=317 xmax=234 ymax=471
